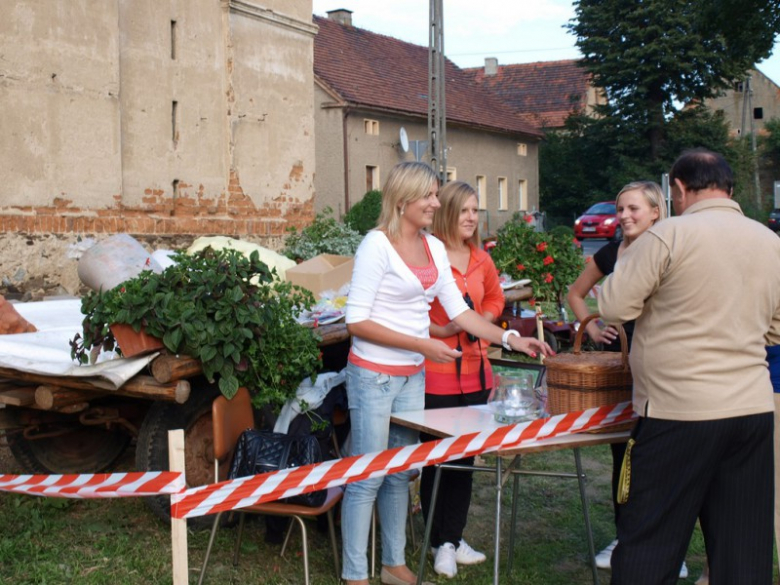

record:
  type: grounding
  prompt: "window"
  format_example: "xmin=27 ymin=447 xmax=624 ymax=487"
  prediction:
xmin=171 ymin=100 xmax=179 ymax=147
xmin=446 ymin=167 xmax=457 ymax=182
xmin=476 ymin=175 xmax=487 ymax=209
xmin=498 ymin=177 xmax=508 ymax=211
xmin=754 ymin=107 xmax=764 ymax=120
xmin=364 ymin=119 xmax=379 ymax=135
xmin=517 ymin=143 xmax=527 ymax=156
xmin=170 ymin=20 xmax=177 ymax=59
xmin=366 ymin=165 xmax=379 ymax=192
xmin=518 ymin=179 xmax=528 ymax=210
xmin=734 ymin=81 xmax=744 ymax=93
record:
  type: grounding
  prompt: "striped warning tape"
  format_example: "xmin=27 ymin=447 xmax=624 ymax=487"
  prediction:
xmin=171 ymin=401 xmax=635 ymax=519
xmin=0 ymin=403 xmax=634 ymax=507
xmin=0 ymin=471 xmax=184 ymax=498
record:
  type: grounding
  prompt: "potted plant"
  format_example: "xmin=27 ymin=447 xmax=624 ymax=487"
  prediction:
xmin=70 ymin=247 xmax=323 ymax=408
xmin=490 ymin=216 xmax=585 ymax=315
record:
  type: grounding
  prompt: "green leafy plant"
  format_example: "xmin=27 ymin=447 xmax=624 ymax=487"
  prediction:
xmin=70 ymin=247 xmax=322 ymax=408
xmin=491 ymin=214 xmax=585 ymax=310
xmin=281 ymin=207 xmax=363 ymax=261
xmin=344 ymin=189 xmax=382 ymax=234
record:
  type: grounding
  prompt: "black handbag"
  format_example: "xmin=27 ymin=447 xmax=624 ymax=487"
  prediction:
xmin=228 ymin=428 xmax=327 ymax=507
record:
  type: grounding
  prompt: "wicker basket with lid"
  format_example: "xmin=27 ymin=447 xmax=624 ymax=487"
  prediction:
xmin=544 ymin=313 xmax=632 ymax=417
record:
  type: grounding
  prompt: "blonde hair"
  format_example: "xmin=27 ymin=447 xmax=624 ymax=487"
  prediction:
xmin=376 ymin=162 xmax=440 ymax=240
xmin=432 ymin=181 xmax=480 ymax=248
xmin=616 ymin=181 xmax=667 ymax=222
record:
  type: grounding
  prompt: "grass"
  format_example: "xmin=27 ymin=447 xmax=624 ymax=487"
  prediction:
xmin=0 ymin=444 xmax=714 ymax=585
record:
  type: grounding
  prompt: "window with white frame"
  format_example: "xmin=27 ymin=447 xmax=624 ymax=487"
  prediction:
xmin=498 ymin=177 xmax=508 ymax=210
xmin=364 ymin=119 xmax=379 ymax=135
xmin=366 ymin=165 xmax=379 ymax=192
xmin=518 ymin=179 xmax=528 ymax=210
xmin=446 ymin=167 xmax=457 ymax=182
xmin=476 ymin=175 xmax=487 ymax=209
xmin=517 ymin=143 xmax=527 ymax=156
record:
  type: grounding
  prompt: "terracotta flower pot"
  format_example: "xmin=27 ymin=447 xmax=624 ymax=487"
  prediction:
xmin=109 ymin=323 xmax=164 ymax=358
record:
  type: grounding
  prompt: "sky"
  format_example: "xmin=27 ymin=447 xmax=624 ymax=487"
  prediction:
xmin=312 ymin=0 xmax=780 ymax=86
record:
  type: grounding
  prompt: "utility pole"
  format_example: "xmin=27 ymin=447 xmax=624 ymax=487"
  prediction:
xmin=740 ymin=74 xmax=762 ymax=208
xmin=428 ymin=0 xmax=447 ymax=183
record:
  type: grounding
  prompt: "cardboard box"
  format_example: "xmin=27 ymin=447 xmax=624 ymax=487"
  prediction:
xmin=285 ymin=254 xmax=354 ymax=299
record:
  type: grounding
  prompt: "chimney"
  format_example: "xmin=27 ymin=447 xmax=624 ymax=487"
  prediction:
xmin=485 ymin=57 xmax=498 ymax=76
xmin=327 ymin=9 xmax=353 ymax=27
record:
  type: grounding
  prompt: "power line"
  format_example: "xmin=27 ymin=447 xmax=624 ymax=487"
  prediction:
xmin=448 ymin=46 xmax=577 ymax=58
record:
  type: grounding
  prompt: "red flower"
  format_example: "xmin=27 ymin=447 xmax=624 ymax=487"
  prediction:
xmin=516 ymin=263 xmax=525 ymax=271
xmin=120 ymin=287 xmax=126 ymax=293
xmin=585 ymin=256 xmax=592 ymax=264
xmin=524 ymin=215 xmax=534 ymax=223
xmin=529 ymin=298 xmax=536 ymax=306
xmin=543 ymin=255 xmax=554 ymax=266
xmin=536 ymin=242 xmax=548 ymax=252
xmin=544 ymin=273 xmax=554 ymax=283
xmin=573 ymin=238 xmax=582 ymax=248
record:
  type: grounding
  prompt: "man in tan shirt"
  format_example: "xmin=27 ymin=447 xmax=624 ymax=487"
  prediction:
xmin=599 ymin=149 xmax=780 ymax=585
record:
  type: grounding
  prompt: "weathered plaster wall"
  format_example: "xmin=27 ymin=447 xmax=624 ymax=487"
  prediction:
xmin=0 ymin=0 xmax=316 ymax=296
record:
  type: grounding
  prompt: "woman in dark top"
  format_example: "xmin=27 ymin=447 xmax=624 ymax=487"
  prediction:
xmin=566 ymin=181 xmax=668 ymax=572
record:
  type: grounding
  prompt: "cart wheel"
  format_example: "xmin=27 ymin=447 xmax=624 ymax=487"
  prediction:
xmin=9 ymin=425 xmax=131 ymax=474
xmin=136 ymin=378 xmax=223 ymax=529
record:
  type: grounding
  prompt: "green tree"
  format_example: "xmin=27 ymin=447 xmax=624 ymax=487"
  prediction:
xmin=344 ymin=189 xmax=382 ymax=234
xmin=568 ymin=0 xmax=780 ymax=160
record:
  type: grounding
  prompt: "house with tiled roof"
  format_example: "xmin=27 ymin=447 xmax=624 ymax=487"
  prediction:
xmin=464 ymin=58 xmax=605 ymax=131
xmin=313 ymin=10 xmax=543 ymax=236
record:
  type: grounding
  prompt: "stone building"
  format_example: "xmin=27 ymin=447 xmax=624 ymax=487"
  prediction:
xmin=313 ymin=10 xmax=543 ymax=237
xmin=0 ymin=0 xmax=316 ymax=297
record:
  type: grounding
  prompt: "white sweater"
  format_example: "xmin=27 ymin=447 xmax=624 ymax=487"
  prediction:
xmin=346 ymin=230 xmax=469 ymax=367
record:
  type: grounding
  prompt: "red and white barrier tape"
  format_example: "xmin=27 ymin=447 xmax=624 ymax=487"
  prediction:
xmin=171 ymin=401 xmax=635 ymax=519
xmin=0 ymin=471 xmax=184 ymax=498
xmin=0 ymin=403 xmax=634 ymax=506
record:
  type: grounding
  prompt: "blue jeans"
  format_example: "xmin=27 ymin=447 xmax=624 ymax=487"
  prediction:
xmin=341 ymin=362 xmax=424 ymax=580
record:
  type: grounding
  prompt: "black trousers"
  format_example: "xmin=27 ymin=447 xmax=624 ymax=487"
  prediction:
xmin=611 ymin=413 xmax=774 ymax=585
xmin=419 ymin=389 xmax=490 ymax=548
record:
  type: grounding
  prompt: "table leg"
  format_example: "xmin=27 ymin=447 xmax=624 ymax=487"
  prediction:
xmin=493 ymin=455 xmax=502 ymax=585
xmin=507 ymin=470 xmax=521 ymax=576
xmin=416 ymin=464 xmax=442 ymax=585
xmin=574 ymin=447 xmax=600 ymax=585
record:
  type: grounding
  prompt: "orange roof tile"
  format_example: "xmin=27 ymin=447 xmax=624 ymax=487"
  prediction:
xmin=464 ymin=60 xmax=596 ymax=129
xmin=313 ymin=16 xmax=542 ymax=139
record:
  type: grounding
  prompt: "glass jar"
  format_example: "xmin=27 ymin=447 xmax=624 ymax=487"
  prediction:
xmin=488 ymin=372 xmax=539 ymax=424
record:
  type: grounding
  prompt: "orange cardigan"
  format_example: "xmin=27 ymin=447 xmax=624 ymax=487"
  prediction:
xmin=425 ymin=244 xmax=504 ymax=395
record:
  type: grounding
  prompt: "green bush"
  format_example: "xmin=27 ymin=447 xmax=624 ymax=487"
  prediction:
xmin=344 ymin=190 xmax=382 ymax=235
xmin=282 ymin=207 xmax=363 ymax=261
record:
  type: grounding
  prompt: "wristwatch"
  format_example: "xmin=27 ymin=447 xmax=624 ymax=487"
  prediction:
xmin=502 ymin=329 xmax=520 ymax=351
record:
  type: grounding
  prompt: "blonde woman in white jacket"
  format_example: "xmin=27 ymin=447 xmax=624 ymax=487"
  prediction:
xmin=342 ymin=162 xmax=553 ymax=585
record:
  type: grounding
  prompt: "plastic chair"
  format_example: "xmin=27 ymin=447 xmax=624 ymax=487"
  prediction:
xmin=198 ymin=387 xmax=343 ymax=585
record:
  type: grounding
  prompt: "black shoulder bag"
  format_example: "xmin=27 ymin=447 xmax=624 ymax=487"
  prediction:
xmin=228 ymin=429 xmax=327 ymax=508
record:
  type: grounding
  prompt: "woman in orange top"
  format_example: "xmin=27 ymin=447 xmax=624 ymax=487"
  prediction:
xmin=420 ymin=181 xmax=504 ymax=578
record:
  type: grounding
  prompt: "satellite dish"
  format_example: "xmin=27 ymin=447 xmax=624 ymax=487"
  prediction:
xmin=399 ymin=127 xmax=409 ymax=153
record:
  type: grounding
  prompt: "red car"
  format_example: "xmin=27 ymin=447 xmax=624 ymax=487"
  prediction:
xmin=574 ymin=201 xmax=621 ymax=241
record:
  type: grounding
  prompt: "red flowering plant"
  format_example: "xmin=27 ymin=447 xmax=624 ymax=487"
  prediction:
xmin=490 ymin=217 xmax=584 ymax=314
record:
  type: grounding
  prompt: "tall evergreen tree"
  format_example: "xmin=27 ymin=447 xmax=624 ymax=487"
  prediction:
xmin=568 ymin=0 xmax=780 ymax=160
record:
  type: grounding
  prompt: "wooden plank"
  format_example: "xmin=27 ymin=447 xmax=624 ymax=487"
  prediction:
xmin=150 ymin=354 xmax=202 ymax=384
xmin=34 ymin=385 xmax=104 ymax=410
xmin=0 ymin=387 xmax=36 ymax=406
xmin=0 ymin=368 xmax=189 ymax=403
xmin=169 ymin=429 xmax=189 ymax=585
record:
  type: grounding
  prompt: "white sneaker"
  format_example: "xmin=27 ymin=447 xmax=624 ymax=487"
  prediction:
xmin=433 ymin=542 xmax=457 ymax=578
xmin=454 ymin=539 xmax=486 ymax=565
xmin=594 ymin=539 xmax=617 ymax=569
xmin=594 ymin=539 xmax=688 ymax=579
xmin=679 ymin=561 xmax=689 ymax=580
